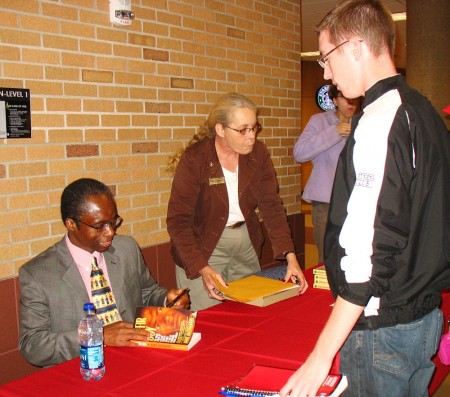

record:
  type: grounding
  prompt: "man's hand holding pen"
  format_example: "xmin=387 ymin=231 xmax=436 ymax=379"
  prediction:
xmin=166 ymin=288 xmax=191 ymax=309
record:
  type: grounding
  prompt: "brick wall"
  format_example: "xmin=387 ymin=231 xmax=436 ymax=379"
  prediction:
xmin=0 ymin=0 xmax=302 ymax=280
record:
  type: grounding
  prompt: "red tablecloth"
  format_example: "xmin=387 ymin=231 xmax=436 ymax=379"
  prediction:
xmin=1 ymin=269 xmax=448 ymax=396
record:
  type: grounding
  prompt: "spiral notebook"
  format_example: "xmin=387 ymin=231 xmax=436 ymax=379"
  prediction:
xmin=219 ymin=364 xmax=347 ymax=397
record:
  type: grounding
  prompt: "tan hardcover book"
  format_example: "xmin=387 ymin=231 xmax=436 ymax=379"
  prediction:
xmin=214 ymin=275 xmax=300 ymax=307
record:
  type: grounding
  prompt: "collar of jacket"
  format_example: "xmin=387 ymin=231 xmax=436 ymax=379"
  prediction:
xmin=204 ymin=137 xmax=259 ymax=199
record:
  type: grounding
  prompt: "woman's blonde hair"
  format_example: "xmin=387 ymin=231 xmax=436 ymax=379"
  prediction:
xmin=167 ymin=92 xmax=258 ymax=174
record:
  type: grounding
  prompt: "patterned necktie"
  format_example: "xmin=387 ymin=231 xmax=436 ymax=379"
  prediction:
xmin=90 ymin=256 xmax=122 ymax=326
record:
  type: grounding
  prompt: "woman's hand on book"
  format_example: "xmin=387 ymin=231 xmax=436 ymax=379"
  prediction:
xmin=199 ymin=265 xmax=227 ymax=301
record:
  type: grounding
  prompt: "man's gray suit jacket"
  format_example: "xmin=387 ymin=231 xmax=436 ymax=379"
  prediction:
xmin=19 ymin=235 xmax=167 ymax=367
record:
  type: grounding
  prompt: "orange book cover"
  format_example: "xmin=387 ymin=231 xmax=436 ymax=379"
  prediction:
xmin=133 ymin=307 xmax=200 ymax=350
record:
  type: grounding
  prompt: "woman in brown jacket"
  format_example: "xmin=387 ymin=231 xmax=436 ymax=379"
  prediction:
xmin=167 ymin=93 xmax=308 ymax=310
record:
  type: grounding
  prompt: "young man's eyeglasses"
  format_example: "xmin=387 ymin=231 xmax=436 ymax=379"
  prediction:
xmin=317 ymin=40 xmax=349 ymax=68
xmin=317 ymin=39 xmax=363 ymax=69
xmin=75 ymin=216 xmax=123 ymax=232
xmin=224 ymin=123 xmax=262 ymax=135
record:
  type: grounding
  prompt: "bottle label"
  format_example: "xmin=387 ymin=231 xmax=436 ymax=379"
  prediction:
xmin=80 ymin=345 xmax=104 ymax=370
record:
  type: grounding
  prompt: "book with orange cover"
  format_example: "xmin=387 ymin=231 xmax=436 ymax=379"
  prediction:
xmin=133 ymin=307 xmax=201 ymax=351
xmin=219 ymin=364 xmax=347 ymax=396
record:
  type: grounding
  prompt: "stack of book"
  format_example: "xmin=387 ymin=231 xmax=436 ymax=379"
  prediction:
xmin=313 ymin=265 xmax=330 ymax=290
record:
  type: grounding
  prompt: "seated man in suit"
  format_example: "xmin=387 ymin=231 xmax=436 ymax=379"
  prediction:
xmin=19 ymin=178 xmax=190 ymax=367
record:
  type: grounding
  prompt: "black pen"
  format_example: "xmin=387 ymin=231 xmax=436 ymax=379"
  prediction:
xmin=167 ymin=288 xmax=190 ymax=308
xmin=291 ymin=276 xmax=301 ymax=285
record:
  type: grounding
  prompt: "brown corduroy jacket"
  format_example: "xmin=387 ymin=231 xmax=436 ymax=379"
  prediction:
xmin=167 ymin=137 xmax=295 ymax=279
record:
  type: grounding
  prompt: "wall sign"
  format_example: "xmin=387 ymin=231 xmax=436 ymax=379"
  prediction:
xmin=315 ymin=84 xmax=336 ymax=111
xmin=0 ymin=88 xmax=31 ymax=138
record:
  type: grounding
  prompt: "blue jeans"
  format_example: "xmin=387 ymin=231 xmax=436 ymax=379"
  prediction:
xmin=340 ymin=308 xmax=443 ymax=397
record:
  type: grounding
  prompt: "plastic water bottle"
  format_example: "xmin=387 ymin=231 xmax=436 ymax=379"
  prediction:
xmin=78 ymin=303 xmax=105 ymax=381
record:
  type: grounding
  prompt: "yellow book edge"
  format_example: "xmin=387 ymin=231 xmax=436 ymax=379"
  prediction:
xmin=313 ymin=285 xmax=330 ymax=290
xmin=133 ymin=332 xmax=202 ymax=351
xmin=313 ymin=281 xmax=330 ymax=286
xmin=313 ymin=265 xmax=326 ymax=274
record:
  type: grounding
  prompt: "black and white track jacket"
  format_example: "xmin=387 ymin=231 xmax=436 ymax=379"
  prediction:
xmin=325 ymin=75 xmax=450 ymax=330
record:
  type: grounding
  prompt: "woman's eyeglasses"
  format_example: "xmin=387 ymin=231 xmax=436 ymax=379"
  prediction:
xmin=224 ymin=123 xmax=262 ymax=135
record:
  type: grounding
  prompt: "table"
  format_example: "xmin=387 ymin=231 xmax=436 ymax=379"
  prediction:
xmin=1 ymin=269 xmax=448 ymax=397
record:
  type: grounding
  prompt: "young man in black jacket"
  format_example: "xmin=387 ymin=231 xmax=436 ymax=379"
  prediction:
xmin=281 ymin=1 xmax=450 ymax=396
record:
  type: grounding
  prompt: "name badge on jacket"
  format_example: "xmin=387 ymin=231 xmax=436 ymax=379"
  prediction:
xmin=209 ymin=177 xmax=225 ymax=186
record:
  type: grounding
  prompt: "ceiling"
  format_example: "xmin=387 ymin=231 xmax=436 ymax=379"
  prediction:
xmin=301 ymin=0 xmax=407 ymax=68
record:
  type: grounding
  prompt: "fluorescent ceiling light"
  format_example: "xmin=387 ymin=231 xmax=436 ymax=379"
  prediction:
xmin=300 ymin=51 xmax=320 ymax=58
xmin=392 ymin=12 xmax=406 ymax=21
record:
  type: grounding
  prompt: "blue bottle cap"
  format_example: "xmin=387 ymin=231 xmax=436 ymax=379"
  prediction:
xmin=83 ymin=302 xmax=95 ymax=311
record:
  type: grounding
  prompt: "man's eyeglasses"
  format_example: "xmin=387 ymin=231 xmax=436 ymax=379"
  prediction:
xmin=224 ymin=123 xmax=262 ymax=135
xmin=75 ymin=216 xmax=123 ymax=232
xmin=317 ymin=40 xmax=349 ymax=68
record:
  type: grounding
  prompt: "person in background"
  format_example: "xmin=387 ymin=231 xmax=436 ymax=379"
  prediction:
xmin=166 ymin=92 xmax=308 ymax=311
xmin=293 ymin=85 xmax=358 ymax=263
xmin=19 ymin=178 xmax=190 ymax=367
xmin=281 ymin=1 xmax=450 ymax=396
